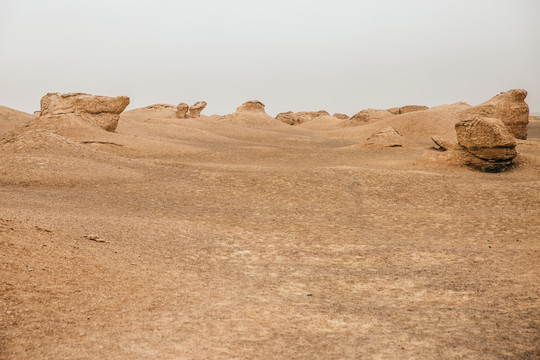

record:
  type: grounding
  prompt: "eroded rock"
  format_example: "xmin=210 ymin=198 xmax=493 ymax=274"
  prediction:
xmin=349 ymin=109 xmax=395 ymax=124
xmin=176 ymin=103 xmax=189 ymax=119
xmin=459 ymin=89 xmax=529 ymax=139
xmin=276 ymin=111 xmax=329 ymax=125
xmin=236 ymin=100 xmax=266 ymax=113
xmin=365 ymin=127 xmax=403 ymax=147
xmin=455 ymin=117 xmax=517 ymax=172
xmin=188 ymin=101 xmax=207 ymax=118
xmin=40 ymin=93 xmax=129 ymax=132
xmin=333 ymin=113 xmax=349 ymax=120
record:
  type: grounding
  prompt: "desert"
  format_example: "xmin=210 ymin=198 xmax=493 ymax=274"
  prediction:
xmin=0 ymin=88 xmax=539 ymax=359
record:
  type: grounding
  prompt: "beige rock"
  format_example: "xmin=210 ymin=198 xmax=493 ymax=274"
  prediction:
xmin=333 ymin=113 xmax=349 ymax=120
xmin=459 ymin=89 xmax=529 ymax=139
xmin=365 ymin=127 xmax=403 ymax=147
xmin=236 ymin=100 xmax=266 ymax=113
xmin=39 ymin=92 xmax=129 ymax=132
xmin=455 ymin=117 xmax=517 ymax=172
xmin=349 ymin=109 xmax=395 ymax=124
xmin=431 ymin=136 xmax=454 ymax=151
xmin=176 ymin=103 xmax=189 ymax=119
xmin=188 ymin=101 xmax=207 ymax=118
xmin=387 ymin=105 xmax=428 ymax=115
xmin=276 ymin=110 xmax=329 ymax=125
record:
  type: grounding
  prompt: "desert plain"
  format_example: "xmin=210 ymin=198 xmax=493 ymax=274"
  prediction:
xmin=0 ymin=92 xmax=539 ymax=359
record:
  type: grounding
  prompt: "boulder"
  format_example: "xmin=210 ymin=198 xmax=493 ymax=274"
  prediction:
xmin=39 ymin=93 xmax=129 ymax=132
xmin=455 ymin=117 xmax=517 ymax=172
xmin=333 ymin=113 xmax=349 ymax=120
xmin=459 ymin=89 xmax=529 ymax=139
xmin=348 ymin=109 xmax=395 ymax=124
xmin=276 ymin=110 xmax=329 ymax=125
xmin=365 ymin=127 xmax=403 ymax=147
xmin=188 ymin=101 xmax=207 ymax=118
xmin=236 ymin=100 xmax=266 ymax=113
xmin=176 ymin=102 xmax=189 ymax=119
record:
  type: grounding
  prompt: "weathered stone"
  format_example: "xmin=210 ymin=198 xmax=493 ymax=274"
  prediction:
xmin=39 ymin=92 xmax=129 ymax=132
xmin=176 ymin=103 xmax=189 ymax=119
xmin=236 ymin=100 xmax=266 ymax=113
xmin=349 ymin=109 xmax=395 ymax=124
xmin=459 ymin=89 xmax=529 ymax=139
xmin=386 ymin=105 xmax=428 ymax=115
xmin=188 ymin=101 xmax=207 ymax=118
xmin=333 ymin=113 xmax=349 ymax=120
xmin=455 ymin=117 xmax=517 ymax=172
xmin=365 ymin=127 xmax=403 ymax=147
xmin=276 ymin=110 xmax=329 ymax=125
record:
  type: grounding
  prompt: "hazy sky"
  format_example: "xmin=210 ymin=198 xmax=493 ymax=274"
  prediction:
xmin=1 ymin=0 xmax=539 ymax=116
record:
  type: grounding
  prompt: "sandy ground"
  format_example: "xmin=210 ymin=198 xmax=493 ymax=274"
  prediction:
xmin=1 ymin=106 xmax=539 ymax=359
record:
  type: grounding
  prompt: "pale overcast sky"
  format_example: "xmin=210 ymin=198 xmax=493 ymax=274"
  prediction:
xmin=1 ymin=0 xmax=539 ymax=116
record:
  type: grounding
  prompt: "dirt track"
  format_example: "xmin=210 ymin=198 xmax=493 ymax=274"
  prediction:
xmin=1 ymin=109 xmax=539 ymax=359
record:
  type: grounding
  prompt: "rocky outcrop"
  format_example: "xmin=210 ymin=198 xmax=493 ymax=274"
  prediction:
xmin=459 ymin=89 xmax=529 ymax=139
xmin=386 ymin=105 xmax=428 ymax=115
xmin=40 ymin=93 xmax=129 ymax=132
xmin=365 ymin=127 xmax=403 ymax=147
xmin=348 ymin=109 xmax=395 ymax=124
xmin=455 ymin=117 xmax=517 ymax=172
xmin=176 ymin=103 xmax=189 ymax=119
xmin=188 ymin=101 xmax=207 ymax=118
xmin=276 ymin=110 xmax=329 ymax=125
xmin=236 ymin=100 xmax=266 ymax=113
xmin=333 ymin=113 xmax=349 ymax=120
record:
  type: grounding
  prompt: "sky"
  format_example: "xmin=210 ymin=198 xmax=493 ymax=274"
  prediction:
xmin=1 ymin=0 xmax=539 ymax=116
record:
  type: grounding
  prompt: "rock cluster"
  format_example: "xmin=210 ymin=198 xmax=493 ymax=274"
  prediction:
xmin=459 ymin=89 xmax=529 ymax=139
xmin=175 ymin=101 xmax=207 ymax=119
xmin=455 ymin=117 xmax=517 ymax=172
xmin=40 ymin=92 xmax=130 ymax=132
xmin=276 ymin=111 xmax=329 ymax=125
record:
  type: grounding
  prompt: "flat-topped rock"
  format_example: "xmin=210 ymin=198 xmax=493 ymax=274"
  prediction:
xmin=188 ymin=101 xmax=207 ymax=118
xmin=276 ymin=110 xmax=329 ymax=125
xmin=176 ymin=103 xmax=189 ymax=118
xmin=39 ymin=92 xmax=130 ymax=132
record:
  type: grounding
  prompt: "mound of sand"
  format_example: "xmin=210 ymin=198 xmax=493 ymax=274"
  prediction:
xmin=0 ymin=105 xmax=35 ymax=135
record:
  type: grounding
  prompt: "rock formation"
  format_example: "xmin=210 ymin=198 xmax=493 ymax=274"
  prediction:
xmin=188 ymin=101 xmax=207 ymax=118
xmin=333 ymin=113 xmax=349 ymax=120
xmin=276 ymin=111 xmax=329 ymax=125
xmin=348 ymin=109 xmax=395 ymax=124
xmin=455 ymin=117 xmax=517 ymax=172
xmin=40 ymin=93 xmax=129 ymax=132
xmin=387 ymin=105 xmax=429 ymax=115
xmin=459 ymin=89 xmax=529 ymax=139
xmin=176 ymin=103 xmax=189 ymax=119
xmin=365 ymin=127 xmax=403 ymax=147
xmin=236 ymin=100 xmax=266 ymax=113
